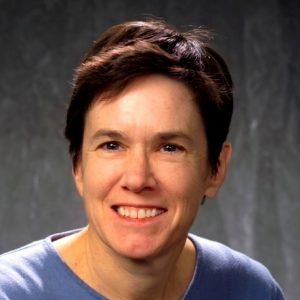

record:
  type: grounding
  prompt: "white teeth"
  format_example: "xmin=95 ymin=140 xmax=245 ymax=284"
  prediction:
xmin=146 ymin=209 xmax=152 ymax=218
xmin=116 ymin=207 xmax=164 ymax=219
xmin=124 ymin=208 xmax=129 ymax=217
xmin=130 ymin=209 xmax=137 ymax=219
xmin=119 ymin=207 xmax=125 ymax=215
xmin=137 ymin=209 xmax=146 ymax=219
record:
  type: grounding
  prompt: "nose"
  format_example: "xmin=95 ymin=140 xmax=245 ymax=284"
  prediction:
xmin=120 ymin=149 xmax=156 ymax=193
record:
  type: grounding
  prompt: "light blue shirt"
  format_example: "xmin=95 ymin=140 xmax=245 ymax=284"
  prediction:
xmin=0 ymin=230 xmax=285 ymax=299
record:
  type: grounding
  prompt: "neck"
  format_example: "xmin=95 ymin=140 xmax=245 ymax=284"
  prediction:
xmin=54 ymin=227 xmax=196 ymax=300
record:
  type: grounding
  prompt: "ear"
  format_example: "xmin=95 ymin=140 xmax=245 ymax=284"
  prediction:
xmin=204 ymin=142 xmax=232 ymax=198
xmin=72 ymin=163 xmax=84 ymax=198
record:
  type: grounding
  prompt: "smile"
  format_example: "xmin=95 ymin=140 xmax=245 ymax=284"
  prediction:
xmin=114 ymin=206 xmax=166 ymax=219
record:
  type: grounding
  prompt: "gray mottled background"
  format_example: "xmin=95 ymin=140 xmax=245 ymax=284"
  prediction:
xmin=0 ymin=0 xmax=299 ymax=299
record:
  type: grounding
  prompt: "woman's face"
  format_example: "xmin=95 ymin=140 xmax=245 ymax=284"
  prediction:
xmin=74 ymin=74 xmax=225 ymax=260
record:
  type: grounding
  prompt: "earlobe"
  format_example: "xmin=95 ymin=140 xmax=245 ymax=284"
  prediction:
xmin=204 ymin=142 xmax=232 ymax=198
xmin=73 ymin=165 xmax=84 ymax=197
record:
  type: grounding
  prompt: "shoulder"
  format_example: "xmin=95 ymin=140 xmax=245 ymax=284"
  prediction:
xmin=0 ymin=238 xmax=51 ymax=298
xmin=0 ymin=229 xmax=95 ymax=300
xmin=191 ymin=234 xmax=269 ymax=276
xmin=0 ymin=230 xmax=82 ymax=299
xmin=187 ymin=234 xmax=285 ymax=299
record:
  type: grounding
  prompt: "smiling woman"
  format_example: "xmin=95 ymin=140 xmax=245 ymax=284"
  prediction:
xmin=0 ymin=19 xmax=285 ymax=300
xmin=72 ymin=74 xmax=217 ymax=262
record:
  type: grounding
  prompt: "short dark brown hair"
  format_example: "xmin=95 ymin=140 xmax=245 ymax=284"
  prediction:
xmin=65 ymin=19 xmax=233 ymax=174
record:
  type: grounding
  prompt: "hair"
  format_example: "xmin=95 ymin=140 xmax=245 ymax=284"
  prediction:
xmin=65 ymin=19 xmax=233 ymax=175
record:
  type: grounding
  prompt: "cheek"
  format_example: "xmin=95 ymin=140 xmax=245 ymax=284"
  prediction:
xmin=159 ymin=162 xmax=206 ymax=201
xmin=81 ymin=158 xmax=122 ymax=199
xmin=163 ymin=169 xmax=204 ymax=231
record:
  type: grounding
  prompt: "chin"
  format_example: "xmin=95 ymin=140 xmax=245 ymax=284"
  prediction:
xmin=111 ymin=239 xmax=167 ymax=261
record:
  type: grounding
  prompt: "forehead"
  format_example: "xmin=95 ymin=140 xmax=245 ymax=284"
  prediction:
xmin=85 ymin=74 xmax=204 ymax=136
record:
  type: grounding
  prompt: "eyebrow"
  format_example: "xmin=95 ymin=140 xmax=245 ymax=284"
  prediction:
xmin=90 ymin=129 xmax=127 ymax=142
xmin=154 ymin=131 xmax=193 ymax=143
xmin=90 ymin=129 xmax=193 ymax=144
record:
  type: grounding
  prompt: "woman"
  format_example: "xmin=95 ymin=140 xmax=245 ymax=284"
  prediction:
xmin=0 ymin=19 xmax=285 ymax=299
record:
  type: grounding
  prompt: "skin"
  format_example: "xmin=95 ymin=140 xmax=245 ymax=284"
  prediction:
xmin=55 ymin=74 xmax=231 ymax=299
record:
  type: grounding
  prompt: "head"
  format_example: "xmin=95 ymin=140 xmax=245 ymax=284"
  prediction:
xmin=65 ymin=19 xmax=233 ymax=176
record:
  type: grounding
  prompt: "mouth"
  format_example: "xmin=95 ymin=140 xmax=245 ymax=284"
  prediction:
xmin=112 ymin=206 xmax=167 ymax=220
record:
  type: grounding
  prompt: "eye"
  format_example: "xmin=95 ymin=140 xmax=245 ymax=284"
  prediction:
xmin=161 ymin=144 xmax=184 ymax=153
xmin=100 ymin=141 xmax=122 ymax=151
